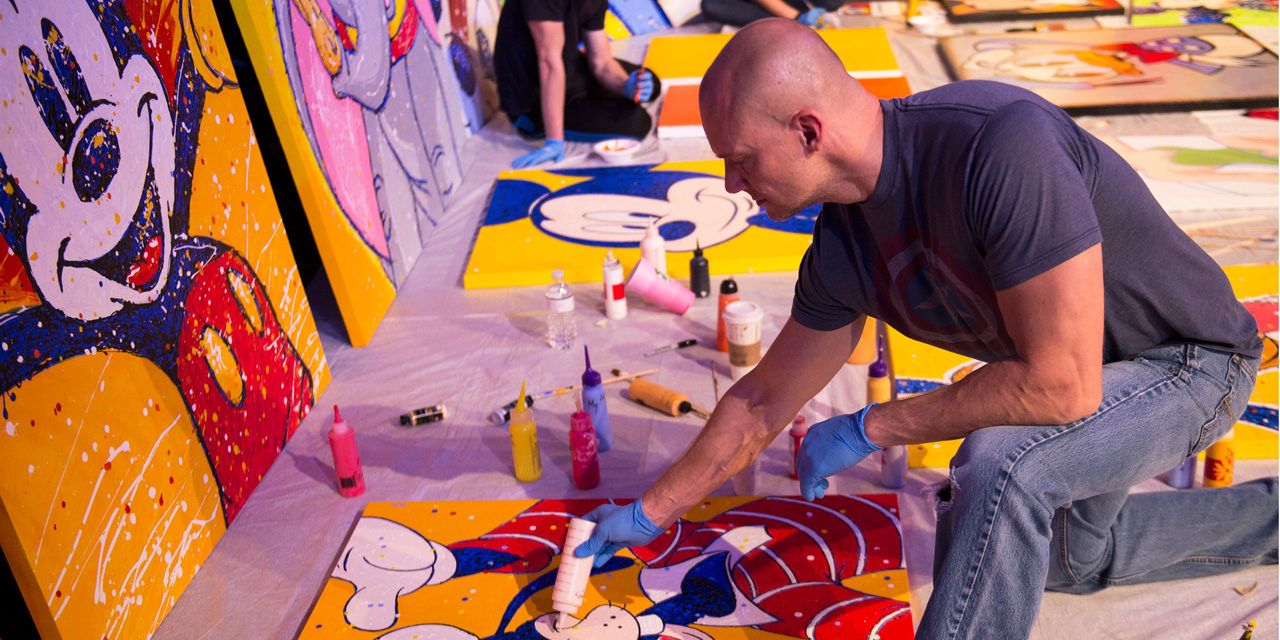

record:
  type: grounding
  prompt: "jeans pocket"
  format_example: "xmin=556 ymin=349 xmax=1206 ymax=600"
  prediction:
xmin=1190 ymin=356 xmax=1244 ymax=455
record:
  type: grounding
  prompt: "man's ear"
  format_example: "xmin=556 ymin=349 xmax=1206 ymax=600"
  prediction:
xmin=793 ymin=110 xmax=821 ymax=156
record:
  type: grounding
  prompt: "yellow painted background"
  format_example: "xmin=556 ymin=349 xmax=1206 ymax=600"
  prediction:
xmin=464 ymin=161 xmax=814 ymax=289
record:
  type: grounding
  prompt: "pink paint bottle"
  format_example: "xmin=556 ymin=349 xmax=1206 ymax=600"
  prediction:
xmin=328 ymin=405 xmax=365 ymax=497
xmin=789 ymin=415 xmax=809 ymax=480
xmin=569 ymin=401 xmax=600 ymax=490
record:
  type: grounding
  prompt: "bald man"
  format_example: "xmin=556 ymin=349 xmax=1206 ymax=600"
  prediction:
xmin=574 ymin=19 xmax=1277 ymax=639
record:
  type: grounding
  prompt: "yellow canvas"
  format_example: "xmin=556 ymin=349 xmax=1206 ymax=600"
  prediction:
xmin=297 ymin=497 xmax=915 ymax=639
xmin=889 ymin=264 xmax=1278 ymax=467
xmin=230 ymin=0 xmax=472 ymax=346
xmin=0 ymin=0 xmax=329 ymax=638
xmin=465 ymin=161 xmax=818 ymax=289
xmin=643 ymin=28 xmax=904 ymax=83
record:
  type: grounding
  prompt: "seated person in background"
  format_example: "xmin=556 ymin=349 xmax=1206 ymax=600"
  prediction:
xmin=494 ymin=0 xmax=662 ymax=168
xmin=701 ymin=0 xmax=844 ymax=28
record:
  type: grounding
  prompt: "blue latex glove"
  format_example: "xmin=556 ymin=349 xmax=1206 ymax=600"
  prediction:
xmin=797 ymin=404 xmax=883 ymax=500
xmin=623 ymin=69 xmax=655 ymax=103
xmin=573 ymin=498 xmax=665 ymax=567
xmin=511 ymin=139 xmax=565 ymax=169
xmin=796 ymin=6 xmax=825 ymax=27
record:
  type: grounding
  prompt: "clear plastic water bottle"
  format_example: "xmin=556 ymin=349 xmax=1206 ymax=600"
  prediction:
xmin=546 ymin=269 xmax=576 ymax=350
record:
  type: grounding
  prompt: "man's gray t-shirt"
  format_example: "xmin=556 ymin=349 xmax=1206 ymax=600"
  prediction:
xmin=792 ymin=80 xmax=1261 ymax=364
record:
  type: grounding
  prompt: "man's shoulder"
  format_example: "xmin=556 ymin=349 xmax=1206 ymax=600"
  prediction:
xmin=896 ymin=80 xmax=1054 ymax=116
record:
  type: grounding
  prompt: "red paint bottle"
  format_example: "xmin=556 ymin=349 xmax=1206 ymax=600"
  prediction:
xmin=716 ymin=278 xmax=740 ymax=352
xmin=569 ymin=403 xmax=600 ymax=490
xmin=328 ymin=405 xmax=365 ymax=497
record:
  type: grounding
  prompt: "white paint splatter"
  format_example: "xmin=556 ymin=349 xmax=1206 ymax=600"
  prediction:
xmin=5 ymin=421 xmax=14 ymax=436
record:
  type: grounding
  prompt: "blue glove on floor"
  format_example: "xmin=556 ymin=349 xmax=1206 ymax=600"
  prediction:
xmin=573 ymin=498 xmax=665 ymax=567
xmin=797 ymin=404 xmax=883 ymax=500
xmin=796 ymin=6 xmax=825 ymax=27
xmin=623 ymin=69 xmax=655 ymax=103
xmin=511 ymin=139 xmax=565 ymax=169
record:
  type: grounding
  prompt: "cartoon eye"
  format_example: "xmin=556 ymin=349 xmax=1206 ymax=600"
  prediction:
xmin=71 ymin=118 xmax=120 ymax=202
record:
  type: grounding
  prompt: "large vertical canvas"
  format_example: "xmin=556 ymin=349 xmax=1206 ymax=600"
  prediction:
xmin=939 ymin=25 xmax=1279 ymax=114
xmin=464 ymin=162 xmax=821 ymax=288
xmin=889 ymin=264 xmax=1278 ymax=466
xmin=230 ymin=0 xmax=470 ymax=346
xmin=939 ymin=0 xmax=1124 ymax=23
xmin=297 ymin=497 xmax=914 ymax=639
xmin=0 ymin=0 xmax=329 ymax=638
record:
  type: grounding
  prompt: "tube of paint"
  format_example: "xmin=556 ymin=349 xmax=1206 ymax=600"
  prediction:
xmin=628 ymin=378 xmax=708 ymax=418
xmin=640 ymin=219 xmax=667 ymax=275
xmin=716 ymin=278 xmax=740 ymax=352
xmin=509 ymin=381 xmax=542 ymax=482
xmin=1203 ymin=428 xmax=1236 ymax=488
xmin=602 ymin=251 xmax=627 ymax=320
xmin=626 ymin=257 xmax=695 ymax=314
xmin=1165 ymin=457 xmax=1196 ymax=489
xmin=581 ymin=346 xmax=613 ymax=452
xmin=868 ymin=335 xmax=905 ymax=489
xmin=569 ymin=401 xmax=601 ymax=490
xmin=789 ymin=415 xmax=809 ymax=480
xmin=400 ymin=404 xmax=448 ymax=426
xmin=689 ymin=241 xmax=710 ymax=298
xmin=328 ymin=405 xmax=366 ymax=497
xmin=552 ymin=518 xmax=597 ymax=624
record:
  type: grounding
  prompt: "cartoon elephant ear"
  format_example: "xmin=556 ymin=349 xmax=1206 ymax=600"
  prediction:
xmin=376 ymin=624 xmax=480 ymax=640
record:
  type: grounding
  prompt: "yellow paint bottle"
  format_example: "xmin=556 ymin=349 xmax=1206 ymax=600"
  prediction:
xmin=509 ymin=381 xmax=542 ymax=482
xmin=1203 ymin=428 xmax=1235 ymax=488
xmin=849 ymin=318 xmax=878 ymax=365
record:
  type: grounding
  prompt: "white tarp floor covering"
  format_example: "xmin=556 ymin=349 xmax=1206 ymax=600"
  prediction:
xmin=152 ymin=18 xmax=1279 ymax=640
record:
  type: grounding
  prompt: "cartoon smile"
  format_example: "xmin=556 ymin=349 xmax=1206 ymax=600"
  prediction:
xmin=61 ymin=166 xmax=166 ymax=293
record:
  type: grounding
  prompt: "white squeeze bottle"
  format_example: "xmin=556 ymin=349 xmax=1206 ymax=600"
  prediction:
xmin=640 ymin=220 xmax=667 ymax=275
xmin=546 ymin=269 xmax=577 ymax=350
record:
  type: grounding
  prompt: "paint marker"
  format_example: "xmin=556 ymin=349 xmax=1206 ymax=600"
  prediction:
xmin=399 ymin=404 xmax=448 ymax=426
xmin=1203 ymin=428 xmax=1236 ymax=488
xmin=581 ymin=345 xmax=613 ymax=451
xmin=711 ymin=362 xmax=720 ymax=403
xmin=488 ymin=369 xmax=660 ymax=424
xmin=552 ymin=518 xmax=597 ymax=627
xmin=628 ymin=378 xmax=711 ymax=419
xmin=328 ymin=406 xmax=366 ymax=497
xmin=644 ymin=338 xmax=697 ymax=357
xmin=509 ymin=381 xmax=542 ymax=482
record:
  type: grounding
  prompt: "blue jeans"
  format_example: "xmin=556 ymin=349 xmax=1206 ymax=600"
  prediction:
xmin=920 ymin=343 xmax=1277 ymax=639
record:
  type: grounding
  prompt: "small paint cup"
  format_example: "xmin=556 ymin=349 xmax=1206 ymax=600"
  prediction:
xmin=722 ymin=300 xmax=764 ymax=379
xmin=626 ymin=257 xmax=695 ymax=314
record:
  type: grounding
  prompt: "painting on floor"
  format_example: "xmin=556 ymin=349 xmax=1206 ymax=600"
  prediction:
xmin=465 ymin=162 xmax=821 ymax=288
xmin=230 ymin=0 xmax=480 ymax=346
xmin=1130 ymin=0 xmax=1277 ymax=27
xmin=297 ymin=496 xmax=914 ymax=639
xmin=889 ymin=264 xmax=1278 ymax=467
xmin=643 ymin=28 xmax=905 ymax=85
xmin=0 ymin=0 xmax=330 ymax=638
xmin=939 ymin=0 xmax=1124 ymax=22
xmin=1096 ymin=134 xmax=1278 ymax=214
xmin=939 ymin=24 xmax=1279 ymax=114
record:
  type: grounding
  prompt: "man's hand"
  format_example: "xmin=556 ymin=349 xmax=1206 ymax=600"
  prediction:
xmin=573 ymin=499 xmax=664 ymax=567
xmin=796 ymin=6 xmax=826 ymax=27
xmin=623 ymin=69 xmax=655 ymax=103
xmin=511 ymin=139 xmax=565 ymax=169
xmin=797 ymin=404 xmax=883 ymax=500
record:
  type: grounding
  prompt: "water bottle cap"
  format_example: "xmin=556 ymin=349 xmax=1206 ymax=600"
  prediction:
xmin=552 ymin=269 xmax=564 ymax=280
xmin=719 ymin=278 xmax=738 ymax=294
